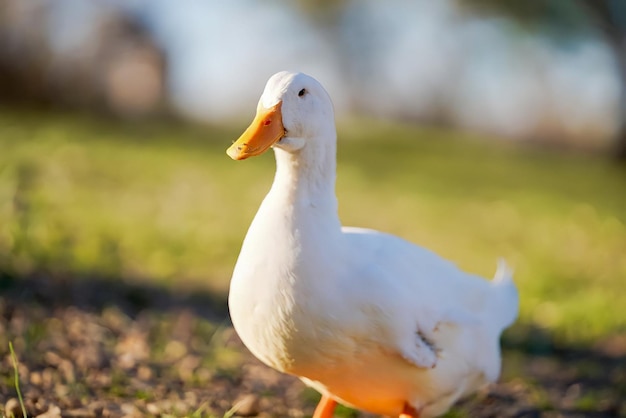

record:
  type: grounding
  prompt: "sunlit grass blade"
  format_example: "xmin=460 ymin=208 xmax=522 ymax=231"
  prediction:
xmin=9 ymin=341 xmax=28 ymax=418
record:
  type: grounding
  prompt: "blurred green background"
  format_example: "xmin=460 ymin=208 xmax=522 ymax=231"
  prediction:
xmin=1 ymin=0 xmax=626 ymax=361
xmin=1 ymin=109 xmax=624 ymax=347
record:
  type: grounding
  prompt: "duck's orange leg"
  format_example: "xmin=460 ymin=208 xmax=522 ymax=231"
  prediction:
xmin=313 ymin=395 xmax=337 ymax=418
xmin=399 ymin=402 xmax=420 ymax=418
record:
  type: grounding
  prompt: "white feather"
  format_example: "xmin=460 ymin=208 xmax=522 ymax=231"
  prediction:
xmin=228 ymin=71 xmax=519 ymax=417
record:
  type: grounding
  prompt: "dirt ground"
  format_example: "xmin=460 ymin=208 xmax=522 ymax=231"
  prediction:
xmin=0 ymin=273 xmax=624 ymax=418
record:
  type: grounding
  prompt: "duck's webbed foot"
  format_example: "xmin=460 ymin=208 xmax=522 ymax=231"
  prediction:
xmin=313 ymin=394 xmax=337 ymax=418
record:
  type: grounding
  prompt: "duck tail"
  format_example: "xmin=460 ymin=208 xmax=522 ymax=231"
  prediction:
xmin=490 ymin=259 xmax=519 ymax=332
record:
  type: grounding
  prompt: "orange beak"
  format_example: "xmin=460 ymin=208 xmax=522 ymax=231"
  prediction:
xmin=227 ymin=102 xmax=285 ymax=160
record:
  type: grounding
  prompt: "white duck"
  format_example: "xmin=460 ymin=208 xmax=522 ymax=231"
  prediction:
xmin=226 ymin=71 xmax=519 ymax=418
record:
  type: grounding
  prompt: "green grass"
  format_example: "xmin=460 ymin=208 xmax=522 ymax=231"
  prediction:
xmin=9 ymin=341 xmax=28 ymax=418
xmin=0 ymin=109 xmax=624 ymax=344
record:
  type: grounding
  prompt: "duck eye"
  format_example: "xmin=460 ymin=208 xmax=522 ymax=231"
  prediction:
xmin=298 ymin=88 xmax=307 ymax=97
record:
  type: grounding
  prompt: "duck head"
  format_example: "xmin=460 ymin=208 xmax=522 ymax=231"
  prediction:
xmin=227 ymin=71 xmax=335 ymax=160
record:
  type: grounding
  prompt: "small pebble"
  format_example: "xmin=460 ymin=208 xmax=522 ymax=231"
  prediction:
xmin=233 ymin=394 xmax=260 ymax=417
xmin=146 ymin=403 xmax=161 ymax=415
xmin=5 ymin=398 xmax=22 ymax=418
xmin=121 ymin=403 xmax=141 ymax=417
xmin=35 ymin=405 xmax=62 ymax=418
xmin=63 ymin=408 xmax=94 ymax=417
xmin=164 ymin=340 xmax=187 ymax=360
xmin=44 ymin=351 xmax=63 ymax=367
xmin=137 ymin=365 xmax=153 ymax=380
xmin=30 ymin=371 xmax=43 ymax=386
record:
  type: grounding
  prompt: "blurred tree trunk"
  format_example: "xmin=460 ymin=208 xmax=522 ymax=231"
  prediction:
xmin=582 ymin=0 xmax=626 ymax=160
xmin=460 ymin=0 xmax=626 ymax=159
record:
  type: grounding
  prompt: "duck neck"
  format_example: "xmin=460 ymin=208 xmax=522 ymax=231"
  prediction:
xmin=271 ymin=133 xmax=339 ymax=226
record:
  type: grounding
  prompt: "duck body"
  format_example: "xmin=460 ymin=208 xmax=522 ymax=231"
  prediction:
xmin=227 ymin=71 xmax=519 ymax=417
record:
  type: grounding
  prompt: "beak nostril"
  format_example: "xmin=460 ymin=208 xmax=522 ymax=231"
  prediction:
xmin=264 ymin=120 xmax=272 ymax=126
